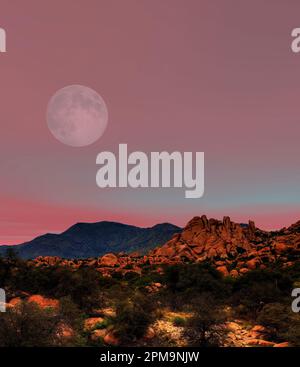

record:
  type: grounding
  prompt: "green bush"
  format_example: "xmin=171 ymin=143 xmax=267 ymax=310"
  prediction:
xmin=231 ymin=269 xmax=292 ymax=319
xmin=185 ymin=293 xmax=227 ymax=347
xmin=0 ymin=301 xmax=59 ymax=347
xmin=0 ymin=298 xmax=88 ymax=347
xmin=114 ymin=291 xmax=156 ymax=344
xmin=94 ymin=318 xmax=112 ymax=330
xmin=282 ymin=318 xmax=300 ymax=346
xmin=164 ymin=263 xmax=228 ymax=299
xmin=257 ymin=303 xmax=300 ymax=346
xmin=172 ymin=316 xmax=187 ymax=327
xmin=257 ymin=303 xmax=290 ymax=331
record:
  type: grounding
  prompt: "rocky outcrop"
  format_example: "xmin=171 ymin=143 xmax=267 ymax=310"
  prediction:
xmin=8 ymin=295 xmax=59 ymax=310
xmin=28 ymin=215 xmax=300 ymax=277
xmin=149 ymin=215 xmax=300 ymax=276
xmin=273 ymin=342 xmax=289 ymax=347
xmin=84 ymin=317 xmax=104 ymax=331
xmin=28 ymin=295 xmax=59 ymax=309
xmin=103 ymin=331 xmax=119 ymax=346
xmin=100 ymin=253 xmax=119 ymax=267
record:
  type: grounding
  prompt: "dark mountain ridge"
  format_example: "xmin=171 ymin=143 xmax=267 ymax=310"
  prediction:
xmin=0 ymin=221 xmax=181 ymax=259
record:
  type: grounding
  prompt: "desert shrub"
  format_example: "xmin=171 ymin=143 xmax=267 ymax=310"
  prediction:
xmin=282 ymin=317 xmax=300 ymax=346
xmin=94 ymin=318 xmax=112 ymax=330
xmin=257 ymin=303 xmax=300 ymax=346
xmin=59 ymin=296 xmax=84 ymax=332
xmin=0 ymin=297 xmax=88 ymax=347
xmin=283 ymin=262 xmax=300 ymax=282
xmin=114 ymin=291 xmax=156 ymax=344
xmin=10 ymin=265 xmax=53 ymax=294
xmin=185 ymin=293 xmax=227 ymax=347
xmin=172 ymin=316 xmax=187 ymax=327
xmin=0 ymin=257 xmax=11 ymax=285
xmin=51 ymin=268 xmax=104 ymax=311
xmin=257 ymin=303 xmax=290 ymax=330
xmin=231 ymin=269 xmax=292 ymax=319
xmin=0 ymin=262 xmax=105 ymax=313
xmin=233 ymin=269 xmax=292 ymax=294
xmin=232 ymin=282 xmax=282 ymax=319
xmin=123 ymin=264 xmax=133 ymax=270
xmin=164 ymin=263 xmax=228 ymax=299
xmin=0 ymin=301 xmax=59 ymax=347
xmin=5 ymin=248 xmax=21 ymax=264
xmin=133 ymin=275 xmax=153 ymax=288
xmin=0 ymin=251 xmax=26 ymax=289
xmin=123 ymin=271 xmax=140 ymax=281
xmin=111 ymin=271 xmax=123 ymax=280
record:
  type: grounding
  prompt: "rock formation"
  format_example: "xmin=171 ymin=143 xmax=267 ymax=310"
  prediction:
xmin=28 ymin=216 xmax=300 ymax=277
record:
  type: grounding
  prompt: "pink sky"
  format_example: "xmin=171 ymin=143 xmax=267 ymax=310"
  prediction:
xmin=0 ymin=0 xmax=300 ymax=244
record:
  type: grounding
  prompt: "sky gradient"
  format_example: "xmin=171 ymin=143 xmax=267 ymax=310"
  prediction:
xmin=1 ymin=0 xmax=300 ymax=244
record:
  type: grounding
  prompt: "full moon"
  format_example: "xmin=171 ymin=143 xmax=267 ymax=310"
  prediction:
xmin=46 ymin=85 xmax=108 ymax=147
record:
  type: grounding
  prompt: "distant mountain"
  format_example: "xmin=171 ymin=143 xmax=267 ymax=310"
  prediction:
xmin=0 ymin=221 xmax=181 ymax=259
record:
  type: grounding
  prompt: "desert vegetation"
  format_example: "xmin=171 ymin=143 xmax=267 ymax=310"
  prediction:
xmin=0 ymin=250 xmax=300 ymax=347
